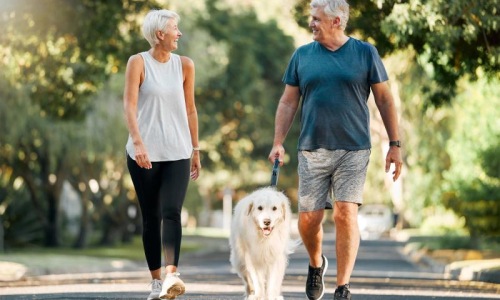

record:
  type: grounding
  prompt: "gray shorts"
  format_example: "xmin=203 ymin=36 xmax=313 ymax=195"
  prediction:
xmin=298 ymin=148 xmax=370 ymax=212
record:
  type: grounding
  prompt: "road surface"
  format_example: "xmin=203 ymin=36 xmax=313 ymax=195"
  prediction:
xmin=1 ymin=233 xmax=499 ymax=299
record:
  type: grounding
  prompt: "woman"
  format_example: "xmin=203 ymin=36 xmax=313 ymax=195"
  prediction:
xmin=123 ymin=9 xmax=201 ymax=300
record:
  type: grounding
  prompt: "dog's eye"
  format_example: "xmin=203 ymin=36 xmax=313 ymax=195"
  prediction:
xmin=258 ymin=206 xmax=263 ymax=210
xmin=272 ymin=206 xmax=277 ymax=211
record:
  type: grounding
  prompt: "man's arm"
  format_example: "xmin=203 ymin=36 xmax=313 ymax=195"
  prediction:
xmin=372 ymin=81 xmax=403 ymax=181
xmin=268 ymin=84 xmax=301 ymax=166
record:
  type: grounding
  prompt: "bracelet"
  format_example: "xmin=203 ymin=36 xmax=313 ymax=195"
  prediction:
xmin=192 ymin=147 xmax=200 ymax=151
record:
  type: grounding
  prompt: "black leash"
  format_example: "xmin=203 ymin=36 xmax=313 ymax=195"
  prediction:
xmin=270 ymin=158 xmax=280 ymax=187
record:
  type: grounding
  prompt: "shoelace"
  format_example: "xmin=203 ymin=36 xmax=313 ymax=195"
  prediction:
xmin=166 ymin=272 xmax=181 ymax=277
xmin=335 ymin=284 xmax=350 ymax=297
xmin=308 ymin=267 xmax=322 ymax=287
xmin=150 ymin=279 xmax=162 ymax=290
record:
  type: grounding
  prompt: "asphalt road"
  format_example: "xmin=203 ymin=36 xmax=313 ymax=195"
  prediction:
xmin=1 ymin=233 xmax=499 ymax=299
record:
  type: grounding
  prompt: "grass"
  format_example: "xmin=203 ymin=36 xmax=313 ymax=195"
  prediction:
xmin=4 ymin=227 xmax=230 ymax=261
xmin=403 ymin=229 xmax=500 ymax=252
xmin=9 ymin=236 xmax=146 ymax=261
xmin=0 ymin=228 xmax=230 ymax=275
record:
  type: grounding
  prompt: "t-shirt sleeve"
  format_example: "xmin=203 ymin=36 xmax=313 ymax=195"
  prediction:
xmin=282 ymin=49 xmax=300 ymax=86
xmin=368 ymin=45 xmax=389 ymax=84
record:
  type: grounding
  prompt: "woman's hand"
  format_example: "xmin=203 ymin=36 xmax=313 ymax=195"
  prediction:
xmin=134 ymin=143 xmax=152 ymax=169
xmin=190 ymin=151 xmax=201 ymax=180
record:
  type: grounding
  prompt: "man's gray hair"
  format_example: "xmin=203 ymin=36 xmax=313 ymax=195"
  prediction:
xmin=142 ymin=9 xmax=180 ymax=48
xmin=311 ymin=0 xmax=349 ymax=30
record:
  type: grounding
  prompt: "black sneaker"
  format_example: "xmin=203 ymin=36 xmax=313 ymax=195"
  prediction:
xmin=334 ymin=283 xmax=352 ymax=300
xmin=305 ymin=254 xmax=328 ymax=300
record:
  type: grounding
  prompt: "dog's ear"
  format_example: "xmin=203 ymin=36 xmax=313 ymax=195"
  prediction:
xmin=247 ymin=202 xmax=254 ymax=215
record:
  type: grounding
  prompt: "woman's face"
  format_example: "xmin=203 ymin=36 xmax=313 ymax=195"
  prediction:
xmin=159 ymin=18 xmax=182 ymax=51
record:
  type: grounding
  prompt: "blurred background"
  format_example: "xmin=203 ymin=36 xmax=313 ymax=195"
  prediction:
xmin=0 ymin=0 xmax=498 ymax=257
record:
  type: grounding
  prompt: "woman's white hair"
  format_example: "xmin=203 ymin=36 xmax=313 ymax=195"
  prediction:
xmin=142 ymin=9 xmax=180 ymax=48
xmin=311 ymin=0 xmax=349 ymax=30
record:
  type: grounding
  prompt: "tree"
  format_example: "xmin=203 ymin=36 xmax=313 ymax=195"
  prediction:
xmin=191 ymin=0 xmax=298 ymax=211
xmin=441 ymin=78 xmax=500 ymax=241
xmin=0 ymin=75 xmax=45 ymax=248
xmin=292 ymin=0 xmax=500 ymax=107
xmin=0 ymin=0 xmax=156 ymax=246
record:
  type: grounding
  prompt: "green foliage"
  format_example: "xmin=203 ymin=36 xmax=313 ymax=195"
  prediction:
xmin=443 ymin=182 xmax=500 ymax=238
xmin=193 ymin=0 xmax=298 ymax=195
xmin=408 ymin=236 xmax=472 ymax=251
xmin=381 ymin=0 xmax=500 ymax=107
xmin=0 ymin=0 xmax=153 ymax=120
xmin=383 ymin=50 xmax=500 ymax=236
xmin=0 ymin=0 xmax=156 ymax=247
xmin=379 ymin=51 xmax=453 ymax=225
xmin=441 ymin=78 xmax=500 ymax=238
xmin=1 ymin=188 xmax=44 ymax=247
xmin=480 ymin=140 xmax=500 ymax=179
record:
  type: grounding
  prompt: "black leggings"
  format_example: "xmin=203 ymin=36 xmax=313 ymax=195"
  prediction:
xmin=127 ymin=154 xmax=190 ymax=270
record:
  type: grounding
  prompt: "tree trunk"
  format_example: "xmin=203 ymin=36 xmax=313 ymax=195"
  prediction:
xmin=73 ymin=187 xmax=90 ymax=249
xmin=44 ymin=191 xmax=59 ymax=247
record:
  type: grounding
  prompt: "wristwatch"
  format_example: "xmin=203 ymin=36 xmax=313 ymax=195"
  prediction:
xmin=389 ymin=140 xmax=401 ymax=147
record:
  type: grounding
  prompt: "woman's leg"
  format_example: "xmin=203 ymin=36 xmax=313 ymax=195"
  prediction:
xmin=158 ymin=159 xmax=191 ymax=273
xmin=127 ymin=155 xmax=163 ymax=278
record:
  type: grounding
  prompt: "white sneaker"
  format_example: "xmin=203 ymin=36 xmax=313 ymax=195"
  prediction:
xmin=147 ymin=279 xmax=163 ymax=300
xmin=159 ymin=272 xmax=185 ymax=299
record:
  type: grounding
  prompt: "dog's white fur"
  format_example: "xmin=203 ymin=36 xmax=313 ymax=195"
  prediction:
xmin=229 ymin=187 xmax=299 ymax=300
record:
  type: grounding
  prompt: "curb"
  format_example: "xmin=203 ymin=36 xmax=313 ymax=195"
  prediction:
xmin=402 ymin=242 xmax=500 ymax=284
xmin=446 ymin=259 xmax=500 ymax=284
xmin=0 ymin=262 xmax=27 ymax=282
xmin=0 ymin=270 xmax=149 ymax=288
xmin=401 ymin=243 xmax=447 ymax=274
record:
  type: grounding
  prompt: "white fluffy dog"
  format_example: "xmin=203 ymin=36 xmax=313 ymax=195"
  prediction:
xmin=229 ymin=187 xmax=299 ymax=300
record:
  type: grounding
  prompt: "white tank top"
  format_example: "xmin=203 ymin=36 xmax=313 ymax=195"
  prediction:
xmin=126 ymin=51 xmax=192 ymax=161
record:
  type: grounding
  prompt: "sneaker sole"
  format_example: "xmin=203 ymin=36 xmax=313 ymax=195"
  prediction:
xmin=160 ymin=284 xmax=185 ymax=299
xmin=318 ymin=255 xmax=328 ymax=300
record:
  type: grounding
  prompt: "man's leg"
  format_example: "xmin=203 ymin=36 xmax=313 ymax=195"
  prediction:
xmin=333 ymin=201 xmax=360 ymax=286
xmin=298 ymin=210 xmax=325 ymax=267
xmin=300 ymin=209 xmax=328 ymax=300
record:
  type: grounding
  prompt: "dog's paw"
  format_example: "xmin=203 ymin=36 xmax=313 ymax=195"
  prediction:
xmin=269 ymin=296 xmax=284 ymax=300
xmin=245 ymin=295 xmax=257 ymax=300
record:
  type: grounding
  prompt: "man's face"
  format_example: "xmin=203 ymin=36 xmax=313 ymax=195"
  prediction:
xmin=309 ymin=7 xmax=332 ymax=43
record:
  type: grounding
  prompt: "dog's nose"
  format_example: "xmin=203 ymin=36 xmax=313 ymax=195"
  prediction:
xmin=264 ymin=219 xmax=271 ymax=226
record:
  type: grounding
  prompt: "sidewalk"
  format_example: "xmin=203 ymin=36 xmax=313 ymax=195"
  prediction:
xmin=1 ymin=230 xmax=499 ymax=287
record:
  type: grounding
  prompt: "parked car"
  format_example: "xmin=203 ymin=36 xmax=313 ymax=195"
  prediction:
xmin=358 ymin=204 xmax=394 ymax=239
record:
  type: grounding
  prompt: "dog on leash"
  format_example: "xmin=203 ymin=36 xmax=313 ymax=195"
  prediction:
xmin=229 ymin=186 xmax=300 ymax=300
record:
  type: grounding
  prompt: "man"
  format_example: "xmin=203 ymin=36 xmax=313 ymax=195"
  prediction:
xmin=268 ymin=0 xmax=403 ymax=299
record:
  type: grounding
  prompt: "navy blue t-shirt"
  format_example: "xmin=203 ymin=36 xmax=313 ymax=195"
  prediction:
xmin=283 ymin=37 xmax=388 ymax=151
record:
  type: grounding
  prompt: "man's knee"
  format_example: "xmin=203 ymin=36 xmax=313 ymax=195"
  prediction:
xmin=333 ymin=202 xmax=358 ymax=225
xmin=298 ymin=210 xmax=324 ymax=229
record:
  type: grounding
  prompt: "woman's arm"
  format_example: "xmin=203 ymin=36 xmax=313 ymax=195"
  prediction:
xmin=123 ymin=54 xmax=151 ymax=169
xmin=181 ymin=55 xmax=201 ymax=180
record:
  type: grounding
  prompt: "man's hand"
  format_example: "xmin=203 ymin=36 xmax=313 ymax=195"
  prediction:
xmin=268 ymin=144 xmax=285 ymax=166
xmin=385 ymin=147 xmax=403 ymax=181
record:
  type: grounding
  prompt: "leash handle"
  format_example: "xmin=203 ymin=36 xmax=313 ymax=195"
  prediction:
xmin=270 ymin=159 xmax=280 ymax=187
